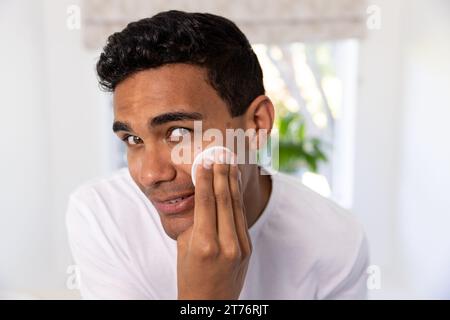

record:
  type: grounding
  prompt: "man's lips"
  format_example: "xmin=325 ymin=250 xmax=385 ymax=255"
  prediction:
xmin=152 ymin=192 xmax=195 ymax=215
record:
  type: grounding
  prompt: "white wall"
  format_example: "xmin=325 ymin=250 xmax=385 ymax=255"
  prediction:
xmin=42 ymin=0 xmax=112 ymax=296
xmin=1 ymin=0 xmax=110 ymax=297
xmin=0 ymin=0 xmax=52 ymax=294
xmin=355 ymin=0 xmax=450 ymax=298
xmin=354 ymin=0 xmax=407 ymax=295
xmin=397 ymin=0 xmax=450 ymax=298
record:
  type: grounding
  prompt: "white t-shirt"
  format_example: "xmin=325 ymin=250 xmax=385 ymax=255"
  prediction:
xmin=66 ymin=168 xmax=369 ymax=299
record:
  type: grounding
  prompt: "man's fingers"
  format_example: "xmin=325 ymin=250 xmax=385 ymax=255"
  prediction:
xmin=192 ymin=149 xmax=247 ymax=261
xmin=193 ymin=162 xmax=217 ymax=238
xmin=213 ymin=161 xmax=239 ymax=249
xmin=229 ymin=164 xmax=252 ymax=258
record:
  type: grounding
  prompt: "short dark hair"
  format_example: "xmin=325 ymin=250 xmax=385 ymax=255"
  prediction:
xmin=96 ymin=10 xmax=265 ymax=117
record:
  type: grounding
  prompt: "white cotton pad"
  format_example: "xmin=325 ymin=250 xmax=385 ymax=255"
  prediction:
xmin=191 ymin=146 xmax=234 ymax=186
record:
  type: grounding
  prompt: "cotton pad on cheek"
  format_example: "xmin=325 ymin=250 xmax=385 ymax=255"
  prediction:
xmin=191 ymin=146 xmax=235 ymax=186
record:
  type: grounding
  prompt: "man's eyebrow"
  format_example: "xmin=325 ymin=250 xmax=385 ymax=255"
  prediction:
xmin=112 ymin=121 xmax=133 ymax=133
xmin=112 ymin=112 xmax=203 ymax=133
xmin=149 ymin=111 xmax=203 ymax=127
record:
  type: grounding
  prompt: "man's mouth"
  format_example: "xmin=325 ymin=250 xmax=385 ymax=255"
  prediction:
xmin=152 ymin=192 xmax=195 ymax=215
xmin=166 ymin=196 xmax=189 ymax=204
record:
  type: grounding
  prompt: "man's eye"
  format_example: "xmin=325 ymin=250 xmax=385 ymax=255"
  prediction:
xmin=168 ymin=127 xmax=192 ymax=142
xmin=123 ymin=135 xmax=143 ymax=145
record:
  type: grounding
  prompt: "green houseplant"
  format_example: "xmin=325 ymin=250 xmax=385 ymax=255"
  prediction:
xmin=275 ymin=110 xmax=328 ymax=173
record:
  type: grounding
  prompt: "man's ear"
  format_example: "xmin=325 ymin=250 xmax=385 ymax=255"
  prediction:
xmin=243 ymin=95 xmax=275 ymax=150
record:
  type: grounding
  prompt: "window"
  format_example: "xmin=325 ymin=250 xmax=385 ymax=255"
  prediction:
xmin=253 ymin=40 xmax=358 ymax=208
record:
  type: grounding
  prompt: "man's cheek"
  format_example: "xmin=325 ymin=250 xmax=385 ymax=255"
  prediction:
xmin=175 ymin=163 xmax=195 ymax=186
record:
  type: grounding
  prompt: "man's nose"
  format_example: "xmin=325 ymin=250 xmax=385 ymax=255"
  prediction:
xmin=137 ymin=146 xmax=176 ymax=187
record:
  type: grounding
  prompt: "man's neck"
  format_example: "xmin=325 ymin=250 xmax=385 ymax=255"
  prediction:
xmin=242 ymin=165 xmax=272 ymax=229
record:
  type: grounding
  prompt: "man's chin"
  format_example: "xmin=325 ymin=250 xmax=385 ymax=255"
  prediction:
xmin=158 ymin=211 xmax=194 ymax=240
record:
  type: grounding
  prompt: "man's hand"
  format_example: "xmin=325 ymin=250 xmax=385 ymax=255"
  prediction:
xmin=176 ymin=157 xmax=252 ymax=300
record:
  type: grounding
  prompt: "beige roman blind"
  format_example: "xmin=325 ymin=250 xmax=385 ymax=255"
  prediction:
xmin=82 ymin=0 xmax=367 ymax=49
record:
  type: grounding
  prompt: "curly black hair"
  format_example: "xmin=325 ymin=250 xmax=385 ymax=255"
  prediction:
xmin=96 ymin=10 xmax=265 ymax=117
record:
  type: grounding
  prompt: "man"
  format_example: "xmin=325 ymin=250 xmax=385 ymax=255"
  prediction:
xmin=66 ymin=10 xmax=369 ymax=299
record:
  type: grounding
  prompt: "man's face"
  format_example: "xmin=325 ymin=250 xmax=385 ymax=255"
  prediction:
xmin=113 ymin=64 xmax=245 ymax=240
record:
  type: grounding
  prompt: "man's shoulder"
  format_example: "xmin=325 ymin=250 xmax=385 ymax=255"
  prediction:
xmin=69 ymin=168 xmax=139 ymax=204
xmin=66 ymin=168 xmax=160 ymax=246
xmin=66 ymin=168 xmax=149 ymax=228
xmin=270 ymin=172 xmax=368 ymax=271
xmin=271 ymin=171 xmax=363 ymax=236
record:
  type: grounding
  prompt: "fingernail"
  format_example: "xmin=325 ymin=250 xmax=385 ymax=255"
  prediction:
xmin=203 ymin=158 xmax=213 ymax=169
